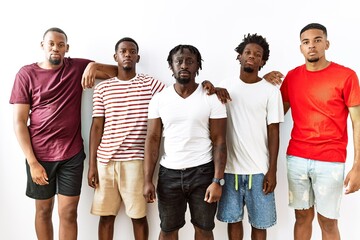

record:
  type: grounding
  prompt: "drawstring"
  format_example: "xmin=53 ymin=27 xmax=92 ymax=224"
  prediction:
xmin=112 ymin=161 xmax=116 ymax=188
xmin=234 ymin=174 xmax=252 ymax=190
xmin=235 ymin=174 xmax=238 ymax=191
xmin=248 ymin=174 xmax=252 ymax=190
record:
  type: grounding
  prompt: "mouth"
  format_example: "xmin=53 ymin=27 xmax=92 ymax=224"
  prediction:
xmin=245 ymin=60 xmax=255 ymax=65
xmin=179 ymin=70 xmax=190 ymax=77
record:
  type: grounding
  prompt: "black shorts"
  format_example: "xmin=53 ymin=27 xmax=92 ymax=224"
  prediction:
xmin=26 ymin=149 xmax=85 ymax=200
xmin=157 ymin=161 xmax=217 ymax=232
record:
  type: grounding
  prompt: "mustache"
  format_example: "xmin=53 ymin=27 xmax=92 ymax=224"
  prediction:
xmin=178 ymin=70 xmax=191 ymax=74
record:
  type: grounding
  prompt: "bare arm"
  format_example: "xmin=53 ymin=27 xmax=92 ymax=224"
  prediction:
xmin=81 ymin=62 xmax=118 ymax=89
xmin=344 ymin=105 xmax=360 ymax=194
xmin=88 ymin=117 xmax=104 ymax=188
xmin=283 ymin=101 xmax=290 ymax=115
xmin=143 ymin=118 xmax=163 ymax=203
xmin=204 ymin=118 xmax=227 ymax=203
xmin=13 ymin=104 xmax=48 ymax=185
xmin=263 ymin=123 xmax=280 ymax=194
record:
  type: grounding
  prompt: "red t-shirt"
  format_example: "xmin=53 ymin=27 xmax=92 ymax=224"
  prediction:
xmin=9 ymin=57 xmax=92 ymax=161
xmin=281 ymin=62 xmax=360 ymax=163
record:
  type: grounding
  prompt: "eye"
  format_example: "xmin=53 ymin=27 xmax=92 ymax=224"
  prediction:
xmin=174 ymin=60 xmax=183 ymax=65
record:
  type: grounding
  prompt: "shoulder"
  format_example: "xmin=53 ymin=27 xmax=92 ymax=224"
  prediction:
xmin=287 ymin=64 xmax=305 ymax=75
xmin=94 ymin=77 xmax=116 ymax=90
xmin=64 ymin=57 xmax=93 ymax=68
xmin=136 ymin=73 xmax=165 ymax=85
xmin=329 ymin=62 xmax=356 ymax=75
xmin=261 ymin=79 xmax=281 ymax=91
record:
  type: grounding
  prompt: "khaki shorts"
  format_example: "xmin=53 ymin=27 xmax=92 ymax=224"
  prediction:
xmin=91 ymin=160 xmax=146 ymax=219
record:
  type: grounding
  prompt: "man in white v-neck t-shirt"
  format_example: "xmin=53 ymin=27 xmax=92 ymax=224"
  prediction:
xmin=144 ymin=44 xmax=227 ymax=240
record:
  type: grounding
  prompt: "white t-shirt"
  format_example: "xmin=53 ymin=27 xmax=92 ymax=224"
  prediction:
xmin=148 ymin=84 xmax=227 ymax=169
xmin=220 ymin=78 xmax=284 ymax=174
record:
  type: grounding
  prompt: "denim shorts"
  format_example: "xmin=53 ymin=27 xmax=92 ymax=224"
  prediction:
xmin=157 ymin=161 xmax=217 ymax=232
xmin=217 ymin=173 xmax=276 ymax=229
xmin=26 ymin=149 xmax=85 ymax=200
xmin=287 ymin=155 xmax=344 ymax=219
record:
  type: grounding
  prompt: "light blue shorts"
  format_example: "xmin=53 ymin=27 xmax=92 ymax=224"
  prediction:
xmin=217 ymin=173 xmax=276 ymax=229
xmin=287 ymin=155 xmax=345 ymax=219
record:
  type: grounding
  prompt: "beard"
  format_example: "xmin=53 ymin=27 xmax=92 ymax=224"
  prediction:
xmin=49 ymin=58 xmax=61 ymax=65
xmin=176 ymin=76 xmax=191 ymax=84
xmin=243 ymin=66 xmax=254 ymax=73
xmin=123 ymin=66 xmax=133 ymax=71
xmin=307 ymin=57 xmax=319 ymax=63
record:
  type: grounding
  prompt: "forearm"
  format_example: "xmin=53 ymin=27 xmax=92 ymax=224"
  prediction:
xmin=89 ymin=119 xmax=104 ymax=168
xmin=213 ymin=143 xmax=227 ymax=179
xmin=14 ymin=122 xmax=37 ymax=165
xmin=267 ymin=123 xmax=280 ymax=173
xmin=352 ymin=120 xmax=360 ymax=170
xmin=144 ymin=139 xmax=160 ymax=183
xmin=92 ymin=62 xmax=118 ymax=79
xmin=209 ymin=118 xmax=227 ymax=178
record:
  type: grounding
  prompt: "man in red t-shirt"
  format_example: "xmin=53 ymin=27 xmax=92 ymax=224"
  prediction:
xmin=9 ymin=27 xmax=117 ymax=240
xmin=280 ymin=23 xmax=360 ymax=240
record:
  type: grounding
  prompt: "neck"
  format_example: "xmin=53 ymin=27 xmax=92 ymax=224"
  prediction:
xmin=117 ymin=70 xmax=137 ymax=81
xmin=174 ymin=81 xmax=198 ymax=98
xmin=306 ymin=58 xmax=330 ymax=72
xmin=239 ymin=71 xmax=261 ymax=84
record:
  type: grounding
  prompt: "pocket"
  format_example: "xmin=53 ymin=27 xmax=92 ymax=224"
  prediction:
xmin=197 ymin=162 xmax=214 ymax=175
xmin=158 ymin=166 xmax=168 ymax=177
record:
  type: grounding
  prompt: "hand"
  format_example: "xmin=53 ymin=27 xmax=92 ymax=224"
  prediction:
xmin=263 ymin=171 xmax=277 ymax=194
xmin=204 ymin=182 xmax=222 ymax=203
xmin=215 ymin=87 xmax=232 ymax=104
xmin=29 ymin=162 xmax=49 ymax=185
xmin=88 ymin=164 xmax=99 ymax=188
xmin=81 ymin=62 xmax=97 ymax=89
xmin=263 ymin=71 xmax=284 ymax=85
xmin=143 ymin=181 xmax=156 ymax=203
xmin=344 ymin=167 xmax=360 ymax=194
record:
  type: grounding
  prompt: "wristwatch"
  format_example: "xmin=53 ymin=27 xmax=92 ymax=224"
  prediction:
xmin=212 ymin=177 xmax=225 ymax=186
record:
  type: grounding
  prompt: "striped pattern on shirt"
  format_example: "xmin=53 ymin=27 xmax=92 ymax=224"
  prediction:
xmin=92 ymin=74 xmax=165 ymax=163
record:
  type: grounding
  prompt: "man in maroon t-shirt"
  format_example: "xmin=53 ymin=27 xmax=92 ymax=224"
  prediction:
xmin=9 ymin=27 xmax=117 ymax=240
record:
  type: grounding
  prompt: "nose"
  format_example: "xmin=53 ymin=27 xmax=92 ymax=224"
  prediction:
xmin=52 ymin=45 xmax=59 ymax=52
xmin=180 ymin=61 xmax=187 ymax=69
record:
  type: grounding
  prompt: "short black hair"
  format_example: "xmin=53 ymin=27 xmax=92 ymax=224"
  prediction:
xmin=43 ymin=27 xmax=68 ymax=42
xmin=115 ymin=37 xmax=139 ymax=52
xmin=300 ymin=23 xmax=327 ymax=37
xmin=167 ymin=44 xmax=203 ymax=75
xmin=235 ymin=33 xmax=270 ymax=70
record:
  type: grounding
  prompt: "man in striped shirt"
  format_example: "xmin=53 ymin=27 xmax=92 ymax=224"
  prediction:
xmin=88 ymin=37 xmax=166 ymax=240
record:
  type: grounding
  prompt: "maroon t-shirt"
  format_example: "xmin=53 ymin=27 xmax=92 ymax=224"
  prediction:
xmin=10 ymin=57 xmax=92 ymax=161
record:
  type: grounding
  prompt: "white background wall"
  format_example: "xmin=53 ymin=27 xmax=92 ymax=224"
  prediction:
xmin=1 ymin=0 xmax=360 ymax=239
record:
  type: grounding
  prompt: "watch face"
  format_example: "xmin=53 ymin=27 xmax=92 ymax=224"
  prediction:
xmin=219 ymin=179 xmax=225 ymax=186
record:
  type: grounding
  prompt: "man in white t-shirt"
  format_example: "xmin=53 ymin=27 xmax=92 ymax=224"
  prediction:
xmin=216 ymin=34 xmax=284 ymax=240
xmin=143 ymin=44 xmax=227 ymax=240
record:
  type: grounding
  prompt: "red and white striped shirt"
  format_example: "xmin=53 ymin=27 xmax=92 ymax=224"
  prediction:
xmin=92 ymin=74 xmax=165 ymax=163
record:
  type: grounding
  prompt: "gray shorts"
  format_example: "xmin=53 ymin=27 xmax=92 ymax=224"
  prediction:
xmin=287 ymin=155 xmax=345 ymax=219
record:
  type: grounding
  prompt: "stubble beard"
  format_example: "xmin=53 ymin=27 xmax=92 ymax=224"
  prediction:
xmin=244 ymin=67 xmax=254 ymax=73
